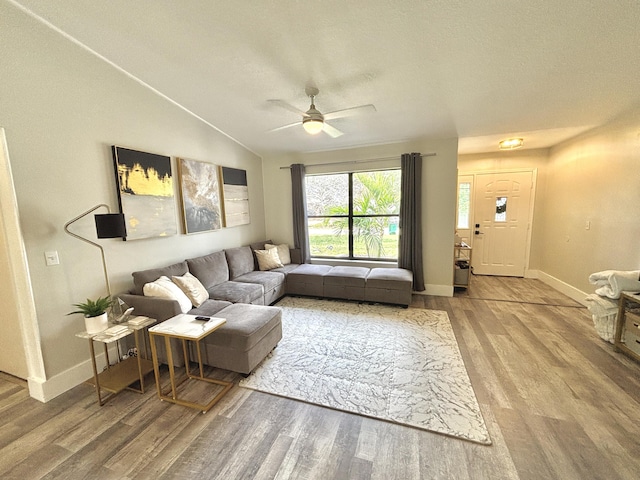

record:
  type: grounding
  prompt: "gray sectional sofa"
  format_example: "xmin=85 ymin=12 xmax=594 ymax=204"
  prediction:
xmin=119 ymin=240 xmax=413 ymax=374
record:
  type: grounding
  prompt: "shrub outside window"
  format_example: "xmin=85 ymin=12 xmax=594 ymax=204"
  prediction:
xmin=306 ymin=170 xmax=401 ymax=260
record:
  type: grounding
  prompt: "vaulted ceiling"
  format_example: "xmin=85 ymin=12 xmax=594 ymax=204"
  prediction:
xmin=11 ymin=0 xmax=640 ymax=156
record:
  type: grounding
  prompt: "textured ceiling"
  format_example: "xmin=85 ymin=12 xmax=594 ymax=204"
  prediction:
xmin=10 ymin=0 xmax=640 ymax=157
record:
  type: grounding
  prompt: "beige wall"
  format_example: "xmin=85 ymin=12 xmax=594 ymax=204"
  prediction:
xmin=458 ymin=149 xmax=550 ymax=271
xmin=539 ymin=108 xmax=640 ymax=294
xmin=459 ymin=110 xmax=640 ymax=298
xmin=0 ymin=4 xmax=265 ymax=391
xmin=262 ymin=138 xmax=459 ymax=296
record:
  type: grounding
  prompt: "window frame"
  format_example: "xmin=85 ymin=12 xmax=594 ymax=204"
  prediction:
xmin=306 ymin=169 xmax=401 ymax=262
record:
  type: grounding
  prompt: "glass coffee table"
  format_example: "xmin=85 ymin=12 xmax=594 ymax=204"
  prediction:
xmin=148 ymin=314 xmax=233 ymax=413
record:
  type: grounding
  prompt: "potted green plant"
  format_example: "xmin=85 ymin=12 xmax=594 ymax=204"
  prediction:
xmin=68 ymin=295 xmax=113 ymax=334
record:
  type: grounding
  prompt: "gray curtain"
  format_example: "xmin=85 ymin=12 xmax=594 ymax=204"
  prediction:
xmin=399 ymin=152 xmax=425 ymax=291
xmin=291 ymin=163 xmax=310 ymax=263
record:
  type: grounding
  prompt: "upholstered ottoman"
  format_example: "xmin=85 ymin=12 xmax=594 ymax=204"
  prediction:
xmin=197 ymin=303 xmax=282 ymax=374
xmin=365 ymin=267 xmax=413 ymax=307
xmin=286 ymin=264 xmax=333 ymax=297
xmin=324 ymin=266 xmax=370 ymax=301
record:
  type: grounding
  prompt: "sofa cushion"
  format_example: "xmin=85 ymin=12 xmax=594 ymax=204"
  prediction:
xmin=208 ymin=281 xmax=264 ymax=304
xmin=366 ymin=267 xmax=413 ymax=290
xmin=172 ymin=272 xmax=209 ymax=307
xmin=225 ymin=246 xmax=255 ymax=279
xmin=255 ymin=248 xmax=284 ymax=270
xmin=186 ymin=251 xmax=229 ymax=289
xmin=234 ymin=270 xmax=285 ymax=293
xmin=287 ymin=264 xmax=332 ymax=285
xmin=265 ymin=243 xmax=291 ymax=265
xmin=132 ymin=261 xmax=189 ymax=296
xmin=188 ymin=299 xmax=232 ymax=316
xmin=143 ymin=276 xmax=192 ymax=313
xmin=271 ymin=263 xmax=300 ymax=275
xmin=204 ymin=303 xmax=282 ymax=352
xmin=249 ymin=239 xmax=273 ymax=252
xmin=325 ymin=266 xmax=370 ymax=287
xmin=249 ymin=239 xmax=273 ymax=270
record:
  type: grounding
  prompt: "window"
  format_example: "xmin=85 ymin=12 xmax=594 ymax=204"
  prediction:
xmin=306 ymin=170 xmax=401 ymax=260
xmin=495 ymin=196 xmax=507 ymax=222
xmin=457 ymin=182 xmax=471 ymax=229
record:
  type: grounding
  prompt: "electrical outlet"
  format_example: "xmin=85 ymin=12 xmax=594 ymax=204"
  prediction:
xmin=585 ymin=220 xmax=591 ymax=230
xmin=45 ymin=251 xmax=59 ymax=266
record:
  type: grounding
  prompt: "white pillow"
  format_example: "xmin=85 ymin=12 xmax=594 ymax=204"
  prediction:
xmin=255 ymin=248 xmax=284 ymax=271
xmin=172 ymin=272 xmax=209 ymax=308
xmin=265 ymin=243 xmax=291 ymax=265
xmin=143 ymin=275 xmax=192 ymax=313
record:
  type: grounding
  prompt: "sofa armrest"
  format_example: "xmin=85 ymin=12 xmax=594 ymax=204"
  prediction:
xmin=289 ymin=248 xmax=302 ymax=264
xmin=118 ymin=293 xmax=182 ymax=322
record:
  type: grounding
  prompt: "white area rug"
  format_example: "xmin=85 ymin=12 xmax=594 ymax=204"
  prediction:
xmin=239 ymin=297 xmax=491 ymax=445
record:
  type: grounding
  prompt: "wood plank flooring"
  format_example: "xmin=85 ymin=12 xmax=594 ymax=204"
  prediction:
xmin=1 ymin=276 xmax=639 ymax=479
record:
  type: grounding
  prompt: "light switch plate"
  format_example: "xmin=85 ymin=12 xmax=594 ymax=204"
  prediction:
xmin=45 ymin=251 xmax=59 ymax=266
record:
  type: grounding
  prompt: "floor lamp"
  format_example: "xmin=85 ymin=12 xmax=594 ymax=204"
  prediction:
xmin=63 ymin=203 xmax=126 ymax=301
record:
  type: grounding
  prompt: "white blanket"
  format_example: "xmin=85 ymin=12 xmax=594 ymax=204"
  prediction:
xmin=588 ymin=270 xmax=640 ymax=299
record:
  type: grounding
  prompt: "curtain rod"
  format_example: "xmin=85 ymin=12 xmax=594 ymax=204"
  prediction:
xmin=279 ymin=152 xmax=436 ymax=169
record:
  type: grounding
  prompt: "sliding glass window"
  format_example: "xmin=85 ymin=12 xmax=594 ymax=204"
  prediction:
xmin=305 ymin=170 xmax=401 ymax=261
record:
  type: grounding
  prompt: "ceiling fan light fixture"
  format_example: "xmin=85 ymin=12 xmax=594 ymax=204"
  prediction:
xmin=303 ymin=118 xmax=324 ymax=135
xmin=499 ymin=138 xmax=524 ymax=150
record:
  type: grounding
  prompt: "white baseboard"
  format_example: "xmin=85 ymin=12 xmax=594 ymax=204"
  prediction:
xmin=417 ymin=284 xmax=454 ymax=297
xmin=529 ymin=269 xmax=589 ymax=306
xmin=27 ymin=349 xmax=113 ymax=403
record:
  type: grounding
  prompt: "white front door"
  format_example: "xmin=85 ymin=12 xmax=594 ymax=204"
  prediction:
xmin=471 ymin=170 xmax=534 ymax=276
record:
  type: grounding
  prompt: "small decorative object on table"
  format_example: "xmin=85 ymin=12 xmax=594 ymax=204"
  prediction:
xmin=67 ymin=295 xmax=113 ymax=334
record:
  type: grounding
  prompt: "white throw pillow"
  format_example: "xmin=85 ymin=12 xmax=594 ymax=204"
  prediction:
xmin=265 ymin=243 xmax=291 ymax=265
xmin=171 ymin=272 xmax=209 ymax=308
xmin=143 ymin=275 xmax=192 ymax=313
xmin=255 ymin=248 xmax=284 ymax=271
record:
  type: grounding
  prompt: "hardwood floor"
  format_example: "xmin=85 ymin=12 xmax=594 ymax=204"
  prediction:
xmin=1 ymin=276 xmax=639 ymax=479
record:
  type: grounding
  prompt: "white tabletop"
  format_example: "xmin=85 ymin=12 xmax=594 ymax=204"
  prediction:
xmin=149 ymin=314 xmax=226 ymax=340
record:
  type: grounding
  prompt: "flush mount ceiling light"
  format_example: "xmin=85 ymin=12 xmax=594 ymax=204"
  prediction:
xmin=499 ymin=138 xmax=524 ymax=150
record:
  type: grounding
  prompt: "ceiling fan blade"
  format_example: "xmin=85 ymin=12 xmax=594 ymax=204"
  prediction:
xmin=267 ymin=99 xmax=309 ymax=117
xmin=324 ymin=104 xmax=376 ymax=121
xmin=268 ymin=121 xmax=301 ymax=133
xmin=322 ymin=122 xmax=344 ymax=138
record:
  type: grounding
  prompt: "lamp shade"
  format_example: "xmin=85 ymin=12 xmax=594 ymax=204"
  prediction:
xmin=94 ymin=213 xmax=126 ymax=238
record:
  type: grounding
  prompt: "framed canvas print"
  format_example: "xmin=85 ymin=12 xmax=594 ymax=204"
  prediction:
xmin=111 ymin=146 xmax=177 ymax=240
xmin=177 ymin=158 xmax=222 ymax=234
xmin=220 ymin=166 xmax=250 ymax=227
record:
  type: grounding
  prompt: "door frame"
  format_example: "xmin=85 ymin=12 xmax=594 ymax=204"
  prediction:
xmin=0 ymin=128 xmax=47 ymax=395
xmin=457 ymin=168 xmax=537 ymax=277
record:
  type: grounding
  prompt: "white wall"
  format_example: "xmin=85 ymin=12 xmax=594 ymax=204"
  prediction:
xmin=262 ymin=138 xmax=459 ymax=296
xmin=458 ymin=148 xmax=550 ymax=271
xmin=0 ymin=3 xmax=265 ymax=397
xmin=459 ymin=110 xmax=640 ymax=300
xmin=538 ymin=108 xmax=640 ymax=294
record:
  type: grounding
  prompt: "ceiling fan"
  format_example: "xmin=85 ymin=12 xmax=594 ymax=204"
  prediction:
xmin=268 ymin=87 xmax=376 ymax=138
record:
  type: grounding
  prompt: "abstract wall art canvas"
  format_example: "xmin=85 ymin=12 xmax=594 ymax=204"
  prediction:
xmin=111 ymin=146 xmax=177 ymax=240
xmin=220 ymin=166 xmax=250 ymax=227
xmin=177 ymin=158 xmax=222 ymax=234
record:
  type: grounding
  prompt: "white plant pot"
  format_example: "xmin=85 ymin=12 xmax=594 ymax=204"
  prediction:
xmin=85 ymin=312 xmax=108 ymax=335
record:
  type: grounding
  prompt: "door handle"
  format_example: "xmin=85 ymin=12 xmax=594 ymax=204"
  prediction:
xmin=474 ymin=230 xmax=484 ymax=235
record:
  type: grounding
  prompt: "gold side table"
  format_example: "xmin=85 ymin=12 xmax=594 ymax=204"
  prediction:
xmin=76 ymin=317 xmax=156 ymax=406
xmin=148 ymin=314 xmax=233 ymax=413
